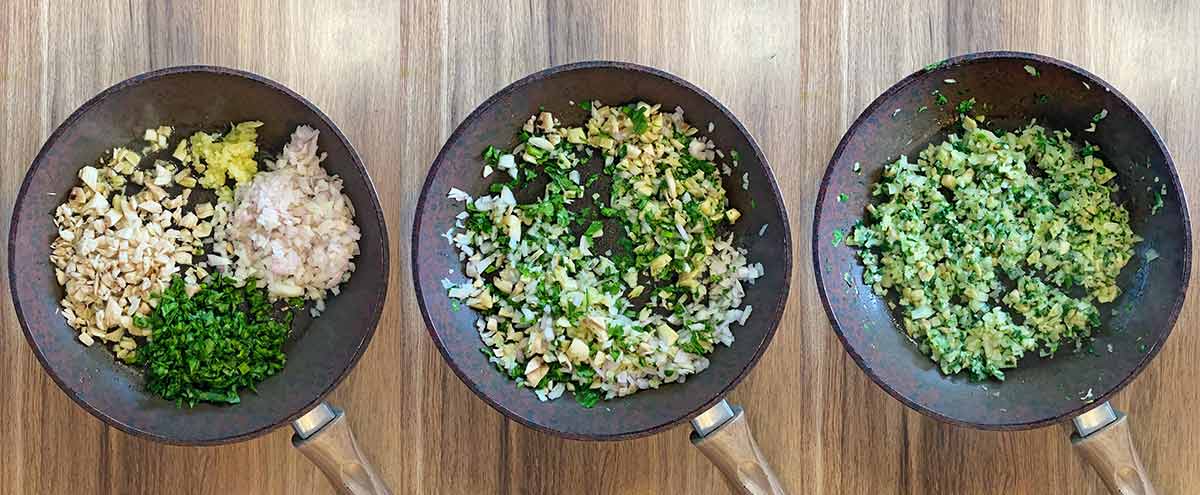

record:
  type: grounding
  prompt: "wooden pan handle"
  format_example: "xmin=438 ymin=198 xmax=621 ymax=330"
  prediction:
xmin=690 ymin=407 xmax=786 ymax=495
xmin=1072 ymin=412 xmax=1156 ymax=495
xmin=292 ymin=408 xmax=392 ymax=495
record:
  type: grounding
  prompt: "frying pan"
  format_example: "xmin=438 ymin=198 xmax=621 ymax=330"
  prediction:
xmin=814 ymin=51 xmax=1190 ymax=493
xmin=412 ymin=61 xmax=792 ymax=493
xmin=8 ymin=67 xmax=393 ymax=494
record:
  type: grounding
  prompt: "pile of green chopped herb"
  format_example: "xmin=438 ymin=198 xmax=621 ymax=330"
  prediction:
xmin=133 ymin=276 xmax=290 ymax=406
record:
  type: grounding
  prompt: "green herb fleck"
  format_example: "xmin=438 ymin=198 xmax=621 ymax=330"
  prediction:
xmin=917 ymin=106 xmax=928 ymax=113
xmin=482 ymin=145 xmax=503 ymax=165
xmin=584 ymin=220 xmax=604 ymax=237
xmin=1023 ymin=65 xmax=1039 ymax=77
xmin=923 ymin=60 xmax=948 ymax=71
xmin=579 ymin=100 xmax=592 ymax=111
xmin=932 ymin=90 xmax=948 ymax=106
xmin=837 ymin=193 xmax=849 ymax=203
xmin=622 ymin=104 xmax=649 ymax=134
xmin=574 ymin=388 xmax=602 ymax=408
xmin=832 ymin=229 xmax=845 ymax=246
xmin=1092 ymin=109 xmax=1109 ymax=123
xmin=574 ymin=364 xmax=596 ymax=382
xmin=956 ymin=97 xmax=976 ymax=115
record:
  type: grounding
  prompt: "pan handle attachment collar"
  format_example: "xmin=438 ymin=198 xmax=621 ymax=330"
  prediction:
xmin=691 ymin=400 xmax=787 ymax=495
xmin=1071 ymin=401 xmax=1157 ymax=495
xmin=1073 ymin=401 xmax=1118 ymax=438
xmin=692 ymin=399 xmax=736 ymax=437
xmin=294 ymin=402 xmax=339 ymax=439
xmin=292 ymin=402 xmax=393 ymax=495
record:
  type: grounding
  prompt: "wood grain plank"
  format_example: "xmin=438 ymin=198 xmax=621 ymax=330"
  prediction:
xmin=2 ymin=1 xmax=1199 ymax=494
xmin=2 ymin=2 xmax=110 ymax=495
xmin=0 ymin=0 xmax=43 ymax=485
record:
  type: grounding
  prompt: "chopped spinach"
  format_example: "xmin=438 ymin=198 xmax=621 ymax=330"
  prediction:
xmin=133 ymin=276 xmax=290 ymax=407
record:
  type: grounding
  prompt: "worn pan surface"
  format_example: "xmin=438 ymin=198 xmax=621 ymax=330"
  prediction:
xmin=814 ymin=51 xmax=1190 ymax=429
xmin=8 ymin=66 xmax=389 ymax=444
xmin=413 ymin=61 xmax=792 ymax=440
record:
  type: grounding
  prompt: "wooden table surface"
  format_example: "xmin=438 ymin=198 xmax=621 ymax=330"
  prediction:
xmin=3 ymin=1 xmax=1199 ymax=493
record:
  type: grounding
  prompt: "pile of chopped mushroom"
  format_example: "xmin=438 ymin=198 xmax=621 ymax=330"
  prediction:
xmin=51 ymin=128 xmax=217 ymax=360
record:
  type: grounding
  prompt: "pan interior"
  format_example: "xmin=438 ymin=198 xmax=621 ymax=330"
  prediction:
xmin=413 ymin=62 xmax=792 ymax=439
xmin=8 ymin=67 xmax=389 ymax=444
xmin=814 ymin=52 xmax=1190 ymax=429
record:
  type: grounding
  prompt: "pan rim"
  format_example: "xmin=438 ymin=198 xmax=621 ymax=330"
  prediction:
xmin=412 ymin=60 xmax=793 ymax=440
xmin=813 ymin=50 xmax=1192 ymax=430
xmin=7 ymin=64 xmax=390 ymax=445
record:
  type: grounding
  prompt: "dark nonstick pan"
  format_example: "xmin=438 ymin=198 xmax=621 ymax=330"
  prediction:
xmin=8 ymin=67 xmax=392 ymax=494
xmin=814 ymin=51 xmax=1190 ymax=493
xmin=413 ymin=61 xmax=792 ymax=494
